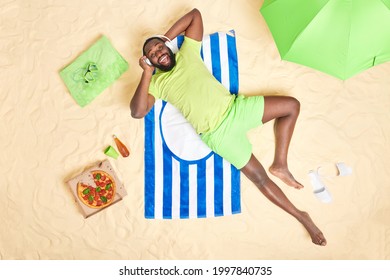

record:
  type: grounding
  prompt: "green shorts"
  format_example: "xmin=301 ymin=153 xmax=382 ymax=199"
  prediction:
xmin=201 ymin=95 xmax=265 ymax=169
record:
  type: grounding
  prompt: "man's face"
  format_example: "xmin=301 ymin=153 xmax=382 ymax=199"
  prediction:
xmin=144 ymin=38 xmax=176 ymax=72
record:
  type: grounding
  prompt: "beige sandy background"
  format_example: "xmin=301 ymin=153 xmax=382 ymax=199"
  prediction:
xmin=1 ymin=0 xmax=390 ymax=260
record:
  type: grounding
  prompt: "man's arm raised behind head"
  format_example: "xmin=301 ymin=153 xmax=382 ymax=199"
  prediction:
xmin=130 ymin=8 xmax=203 ymax=119
xmin=164 ymin=8 xmax=203 ymax=42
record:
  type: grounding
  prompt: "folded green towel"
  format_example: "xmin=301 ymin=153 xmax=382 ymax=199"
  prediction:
xmin=60 ymin=35 xmax=128 ymax=107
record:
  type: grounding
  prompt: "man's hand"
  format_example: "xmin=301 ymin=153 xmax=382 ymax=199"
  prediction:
xmin=139 ymin=55 xmax=155 ymax=73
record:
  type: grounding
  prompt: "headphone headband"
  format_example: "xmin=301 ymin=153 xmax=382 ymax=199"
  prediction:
xmin=148 ymin=34 xmax=172 ymax=42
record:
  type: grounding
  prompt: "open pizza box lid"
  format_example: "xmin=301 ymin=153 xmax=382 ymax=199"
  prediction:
xmin=67 ymin=159 xmax=127 ymax=218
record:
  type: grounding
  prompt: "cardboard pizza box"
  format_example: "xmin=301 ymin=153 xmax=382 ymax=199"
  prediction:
xmin=67 ymin=159 xmax=127 ymax=218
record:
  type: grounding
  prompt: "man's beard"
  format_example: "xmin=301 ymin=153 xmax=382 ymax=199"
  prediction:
xmin=153 ymin=48 xmax=176 ymax=72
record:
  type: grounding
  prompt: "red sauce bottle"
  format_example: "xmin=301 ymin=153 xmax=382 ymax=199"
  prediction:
xmin=113 ymin=135 xmax=130 ymax=157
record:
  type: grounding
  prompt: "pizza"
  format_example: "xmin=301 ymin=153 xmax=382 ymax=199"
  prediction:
xmin=77 ymin=170 xmax=116 ymax=209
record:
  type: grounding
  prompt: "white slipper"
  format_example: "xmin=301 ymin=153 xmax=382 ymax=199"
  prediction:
xmin=308 ymin=169 xmax=332 ymax=203
xmin=336 ymin=162 xmax=352 ymax=176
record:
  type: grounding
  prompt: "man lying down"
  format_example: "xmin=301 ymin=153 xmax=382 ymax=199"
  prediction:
xmin=130 ymin=8 xmax=327 ymax=246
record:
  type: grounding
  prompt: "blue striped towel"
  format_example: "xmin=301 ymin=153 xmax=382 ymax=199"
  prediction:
xmin=144 ymin=31 xmax=240 ymax=219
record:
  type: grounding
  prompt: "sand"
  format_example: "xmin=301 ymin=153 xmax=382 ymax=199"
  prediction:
xmin=1 ymin=0 xmax=389 ymax=259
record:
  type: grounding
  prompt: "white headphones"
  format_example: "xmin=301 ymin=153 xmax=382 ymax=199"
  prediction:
xmin=143 ymin=35 xmax=175 ymax=66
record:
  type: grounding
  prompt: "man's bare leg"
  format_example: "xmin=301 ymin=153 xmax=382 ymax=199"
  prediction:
xmin=241 ymin=155 xmax=327 ymax=246
xmin=262 ymin=96 xmax=303 ymax=189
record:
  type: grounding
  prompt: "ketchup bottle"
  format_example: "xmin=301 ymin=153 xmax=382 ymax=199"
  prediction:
xmin=113 ymin=135 xmax=130 ymax=157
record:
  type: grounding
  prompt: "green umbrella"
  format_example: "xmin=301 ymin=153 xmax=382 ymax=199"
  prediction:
xmin=260 ymin=0 xmax=390 ymax=79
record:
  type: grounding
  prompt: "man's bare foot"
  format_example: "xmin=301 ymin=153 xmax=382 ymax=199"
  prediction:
xmin=298 ymin=212 xmax=327 ymax=246
xmin=269 ymin=165 xmax=304 ymax=189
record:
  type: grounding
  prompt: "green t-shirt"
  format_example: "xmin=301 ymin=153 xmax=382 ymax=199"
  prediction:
xmin=148 ymin=36 xmax=235 ymax=134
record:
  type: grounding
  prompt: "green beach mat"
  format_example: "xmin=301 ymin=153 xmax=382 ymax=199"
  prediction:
xmin=60 ymin=35 xmax=128 ymax=107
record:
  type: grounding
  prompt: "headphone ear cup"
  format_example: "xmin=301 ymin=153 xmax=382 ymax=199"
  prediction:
xmin=165 ymin=40 xmax=179 ymax=54
xmin=164 ymin=41 xmax=173 ymax=51
xmin=144 ymin=57 xmax=152 ymax=66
